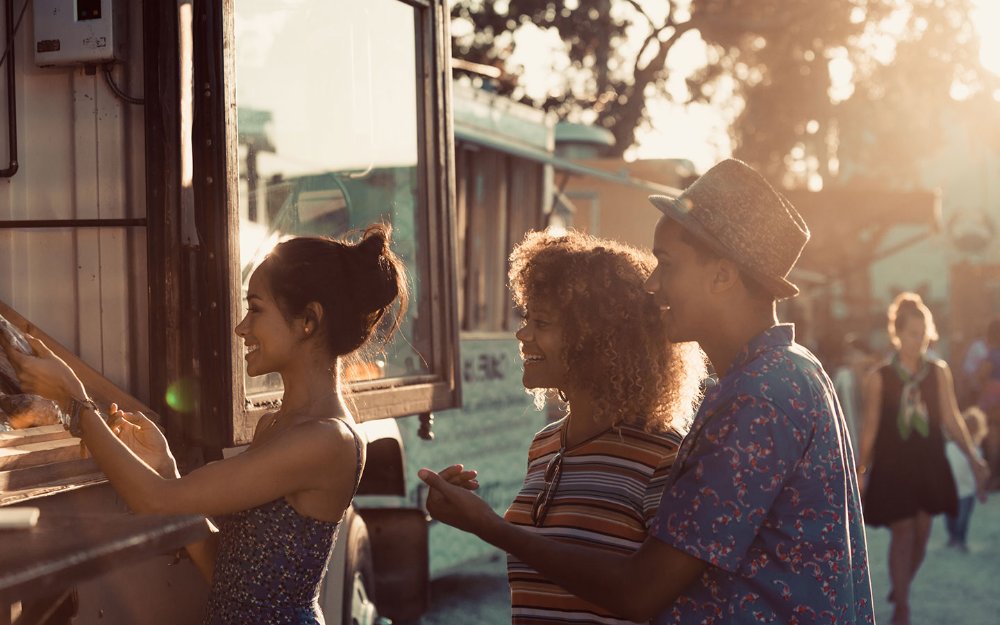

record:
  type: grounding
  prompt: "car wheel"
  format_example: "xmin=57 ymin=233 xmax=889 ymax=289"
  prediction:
xmin=343 ymin=509 xmax=378 ymax=625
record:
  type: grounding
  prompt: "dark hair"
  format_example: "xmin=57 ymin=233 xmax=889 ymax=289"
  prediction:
xmin=509 ymin=230 xmax=705 ymax=432
xmin=262 ymin=223 xmax=409 ymax=358
xmin=887 ymin=291 xmax=938 ymax=348
xmin=678 ymin=228 xmax=772 ymax=301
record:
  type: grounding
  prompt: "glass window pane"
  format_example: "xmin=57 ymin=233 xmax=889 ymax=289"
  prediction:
xmin=233 ymin=0 xmax=432 ymax=399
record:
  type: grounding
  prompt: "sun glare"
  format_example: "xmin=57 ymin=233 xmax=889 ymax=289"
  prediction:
xmin=972 ymin=0 xmax=1000 ymax=76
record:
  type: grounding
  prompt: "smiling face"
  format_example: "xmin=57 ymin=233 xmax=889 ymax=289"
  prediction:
xmin=514 ymin=301 xmax=570 ymax=392
xmin=644 ymin=216 xmax=715 ymax=344
xmin=235 ymin=266 xmax=300 ymax=377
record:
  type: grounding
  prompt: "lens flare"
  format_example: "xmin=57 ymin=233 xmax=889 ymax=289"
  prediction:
xmin=165 ymin=378 xmax=198 ymax=413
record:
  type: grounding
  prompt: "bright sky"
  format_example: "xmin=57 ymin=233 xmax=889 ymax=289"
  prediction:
xmin=639 ymin=0 xmax=1000 ymax=172
xmin=492 ymin=0 xmax=1000 ymax=174
xmin=972 ymin=0 xmax=1000 ymax=75
xmin=236 ymin=0 xmax=419 ymax=175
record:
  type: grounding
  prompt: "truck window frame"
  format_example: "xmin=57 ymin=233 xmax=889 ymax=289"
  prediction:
xmin=190 ymin=0 xmax=459 ymax=446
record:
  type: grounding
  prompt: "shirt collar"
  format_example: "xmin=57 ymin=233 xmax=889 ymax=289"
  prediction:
xmin=730 ymin=324 xmax=794 ymax=372
xmin=698 ymin=324 xmax=796 ymax=409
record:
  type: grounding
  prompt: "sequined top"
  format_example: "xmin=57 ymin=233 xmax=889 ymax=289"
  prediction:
xmin=204 ymin=422 xmax=363 ymax=625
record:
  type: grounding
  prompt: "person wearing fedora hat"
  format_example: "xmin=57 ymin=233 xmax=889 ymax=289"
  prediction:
xmin=418 ymin=159 xmax=874 ymax=624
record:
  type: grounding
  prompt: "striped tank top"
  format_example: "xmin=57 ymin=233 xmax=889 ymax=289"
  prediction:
xmin=504 ymin=417 xmax=683 ymax=624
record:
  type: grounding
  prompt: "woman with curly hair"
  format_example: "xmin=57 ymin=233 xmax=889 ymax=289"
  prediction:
xmin=438 ymin=230 xmax=705 ymax=624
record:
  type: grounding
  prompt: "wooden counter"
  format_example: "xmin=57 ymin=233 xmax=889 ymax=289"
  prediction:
xmin=0 ymin=509 xmax=208 ymax=604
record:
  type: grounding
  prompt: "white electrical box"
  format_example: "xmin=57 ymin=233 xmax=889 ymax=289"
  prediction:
xmin=33 ymin=0 xmax=124 ymax=66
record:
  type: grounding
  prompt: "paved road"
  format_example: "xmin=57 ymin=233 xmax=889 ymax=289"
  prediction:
xmin=418 ymin=496 xmax=1000 ymax=625
xmin=421 ymin=551 xmax=509 ymax=625
xmin=419 ymin=551 xmax=510 ymax=625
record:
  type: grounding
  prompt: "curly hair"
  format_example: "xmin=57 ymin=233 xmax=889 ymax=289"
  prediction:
xmin=509 ymin=230 xmax=706 ymax=432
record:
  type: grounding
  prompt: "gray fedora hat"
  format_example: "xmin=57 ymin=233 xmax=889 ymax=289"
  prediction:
xmin=649 ymin=159 xmax=810 ymax=300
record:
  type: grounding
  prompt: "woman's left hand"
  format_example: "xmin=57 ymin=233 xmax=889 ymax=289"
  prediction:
xmin=437 ymin=463 xmax=479 ymax=491
xmin=419 ymin=467 xmax=498 ymax=536
xmin=108 ymin=403 xmax=179 ymax=478
xmin=1 ymin=335 xmax=86 ymax=406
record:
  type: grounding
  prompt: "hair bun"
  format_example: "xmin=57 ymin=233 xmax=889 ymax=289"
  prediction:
xmin=356 ymin=225 xmax=390 ymax=261
xmin=347 ymin=224 xmax=400 ymax=314
xmin=260 ymin=224 xmax=409 ymax=358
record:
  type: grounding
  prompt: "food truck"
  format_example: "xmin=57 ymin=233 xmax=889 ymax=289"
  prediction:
xmin=0 ymin=1 xmax=462 ymax=623
xmin=0 ymin=2 xmax=696 ymax=622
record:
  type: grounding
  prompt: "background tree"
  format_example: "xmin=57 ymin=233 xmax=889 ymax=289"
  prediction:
xmin=451 ymin=0 xmax=999 ymax=187
xmin=829 ymin=1 xmax=1000 ymax=188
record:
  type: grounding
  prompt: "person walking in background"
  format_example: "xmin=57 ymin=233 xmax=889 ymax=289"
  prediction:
xmin=974 ymin=317 xmax=1000 ymax=488
xmin=834 ymin=333 xmax=877 ymax=452
xmin=856 ymin=292 xmax=990 ymax=625
xmin=960 ymin=322 xmax=991 ymax=408
xmin=4 ymin=225 xmax=408 ymax=625
xmin=944 ymin=406 xmax=989 ymax=552
xmin=421 ymin=159 xmax=874 ymax=624
xmin=445 ymin=230 xmax=706 ymax=624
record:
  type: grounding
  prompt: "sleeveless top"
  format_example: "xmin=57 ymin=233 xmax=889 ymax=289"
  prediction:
xmin=863 ymin=360 xmax=957 ymax=526
xmin=203 ymin=421 xmax=364 ymax=625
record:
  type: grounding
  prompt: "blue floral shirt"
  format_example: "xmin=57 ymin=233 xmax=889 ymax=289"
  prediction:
xmin=650 ymin=325 xmax=874 ymax=625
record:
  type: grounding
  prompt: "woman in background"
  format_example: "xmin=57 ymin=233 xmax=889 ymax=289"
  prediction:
xmin=857 ymin=292 xmax=989 ymax=625
xmin=974 ymin=318 xmax=1000 ymax=488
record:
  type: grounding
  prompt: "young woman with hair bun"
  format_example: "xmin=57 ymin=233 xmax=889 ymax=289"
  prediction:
xmin=857 ymin=291 xmax=989 ymax=625
xmin=4 ymin=223 xmax=408 ymax=625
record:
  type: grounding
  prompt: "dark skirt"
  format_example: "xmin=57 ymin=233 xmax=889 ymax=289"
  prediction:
xmin=864 ymin=451 xmax=958 ymax=526
xmin=863 ymin=362 xmax=958 ymax=527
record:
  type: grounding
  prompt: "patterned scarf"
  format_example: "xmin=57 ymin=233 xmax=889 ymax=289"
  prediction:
xmin=892 ymin=354 xmax=931 ymax=440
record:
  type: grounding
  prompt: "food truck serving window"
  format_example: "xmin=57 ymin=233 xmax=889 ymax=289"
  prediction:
xmin=226 ymin=0 xmax=458 ymax=439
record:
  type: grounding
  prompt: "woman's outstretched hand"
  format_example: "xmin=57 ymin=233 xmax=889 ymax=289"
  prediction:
xmin=437 ymin=463 xmax=480 ymax=491
xmin=419 ymin=466 xmax=499 ymax=537
xmin=1 ymin=334 xmax=86 ymax=405
xmin=108 ymin=403 xmax=179 ymax=478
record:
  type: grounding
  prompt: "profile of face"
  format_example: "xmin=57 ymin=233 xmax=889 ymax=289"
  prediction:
xmin=644 ymin=216 xmax=710 ymax=344
xmin=896 ymin=315 xmax=930 ymax=361
xmin=235 ymin=266 xmax=303 ymax=377
xmin=515 ymin=301 xmax=570 ymax=392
